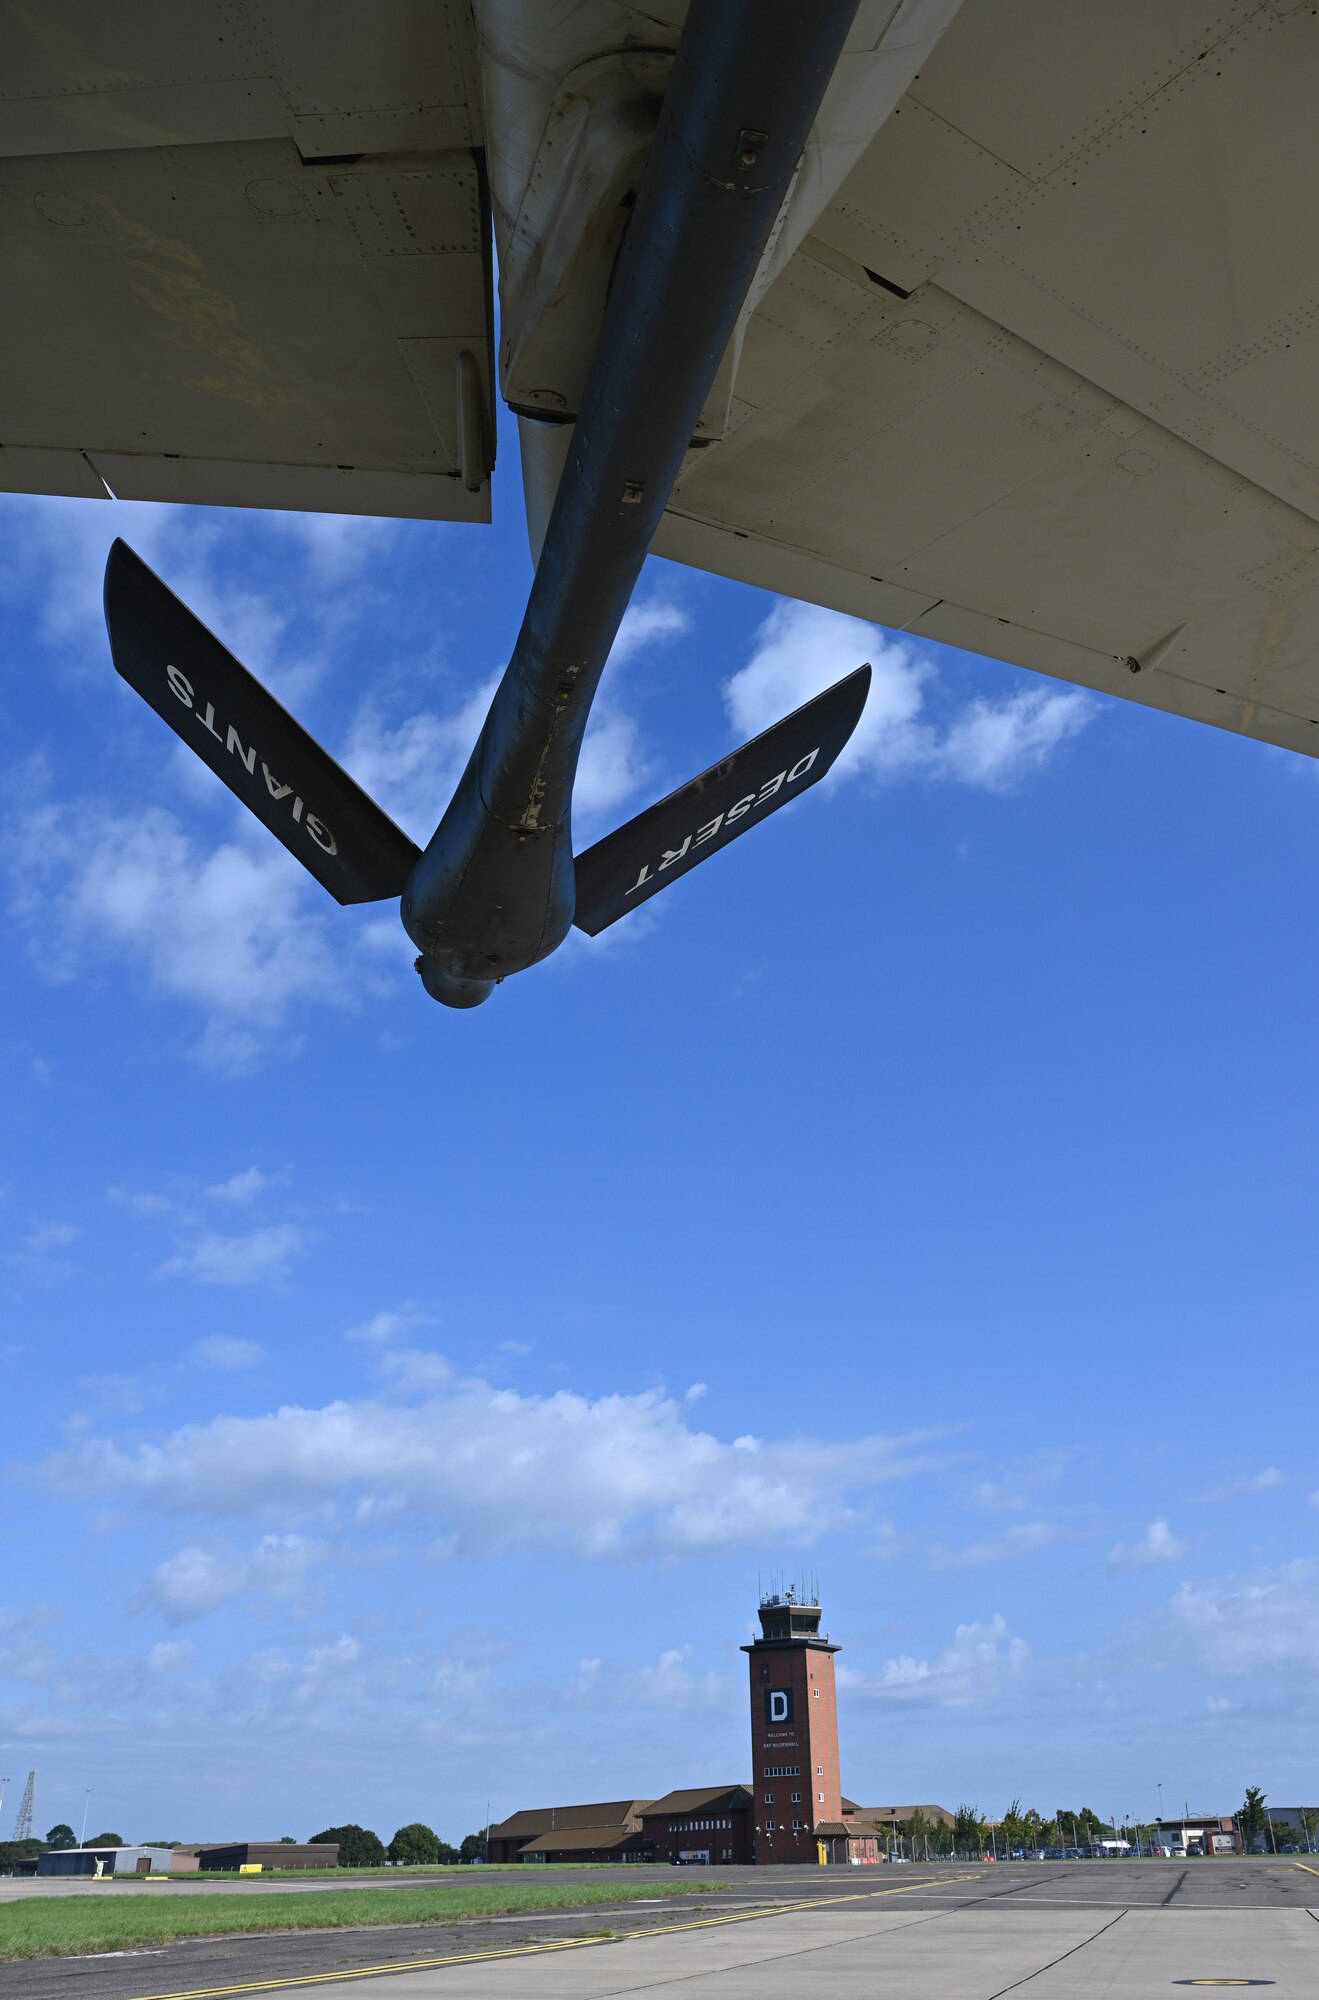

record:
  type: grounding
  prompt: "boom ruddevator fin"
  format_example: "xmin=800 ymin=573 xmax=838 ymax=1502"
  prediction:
xmin=572 ymin=664 xmax=871 ymax=936
xmin=104 ymin=540 xmax=420 ymax=906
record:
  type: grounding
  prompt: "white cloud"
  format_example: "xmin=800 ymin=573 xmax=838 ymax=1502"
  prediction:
xmin=725 ymin=601 xmax=928 ymax=775
xmin=110 ymin=1186 xmax=180 ymax=1219
xmin=568 ymin=1643 xmax=729 ymax=1712
xmin=608 ymin=596 xmax=690 ymax=669
xmin=136 ymin=1535 xmax=319 ymax=1624
xmin=3 ymin=493 xmax=390 ymax=702
xmin=937 ymin=685 xmax=1093 ymax=787
xmin=838 ymin=1613 xmax=1029 ymax=1708
xmin=266 ymin=510 xmax=398 ymax=588
xmin=7 ymin=1217 xmax=81 ymax=1285
xmin=145 ymin=1639 xmax=195 ymax=1674
xmin=1167 ymin=1560 xmax=1319 ymax=1678
xmin=206 ymin=1168 xmax=270 ymax=1205
xmin=340 ymin=591 xmax=689 ymax=852
xmin=39 ymin=1376 xmax=946 ymax=1558
xmin=341 ymin=660 xmax=654 ymax=849
xmin=723 ymin=600 xmax=1093 ymax=792
xmin=190 ymin=1335 xmax=264 ymax=1370
xmin=345 ymin=1306 xmax=434 ymax=1345
xmin=342 ymin=677 xmax=498 ymax=846
xmin=6 ymin=792 xmax=346 ymax=1072
xmin=160 ymin=1223 xmax=311 ymax=1287
xmin=971 ymin=1450 xmax=1071 ymax=1511
xmin=23 ymin=1220 xmax=80 ymax=1253
xmin=1104 ymin=1518 xmax=1185 ymax=1569
xmin=932 ymin=1521 xmax=1065 ymax=1566
xmin=1198 ymin=1466 xmax=1287 ymax=1502
xmin=1 ymin=493 xmax=430 ymax=1066
xmin=138 ymin=1548 xmax=243 ymax=1622
xmin=377 ymin=1348 xmax=452 ymax=1394
xmin=573 ymin=705 xmax=652 ymax=828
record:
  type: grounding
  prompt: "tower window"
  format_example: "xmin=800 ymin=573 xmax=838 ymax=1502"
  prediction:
xmin=813 ymin=1686 xmax=820 ymax=1698
xmin=791 ymin=1791 xmax=801 ymax=1803
xmin=764 ymin=1793 xmax=774 ymax=1804
xmin=818 ymin=1791 xmax=825 ymax=1803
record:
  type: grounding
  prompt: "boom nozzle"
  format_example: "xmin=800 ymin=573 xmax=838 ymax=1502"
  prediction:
xmin=414 ymin=956 xmax=495 ymax=1009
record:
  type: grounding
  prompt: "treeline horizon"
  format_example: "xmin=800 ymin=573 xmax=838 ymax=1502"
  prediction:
xmin=0 ymin=1820 xmax=496 ymax=1871
xmin=889 ymin=1791 xmax=1315 ymax=1856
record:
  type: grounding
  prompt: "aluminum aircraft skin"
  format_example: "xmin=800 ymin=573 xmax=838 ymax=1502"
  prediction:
xmin=6 ymin=0 xmax=1319 ymax=1005
xmin=105 ymin=0 xmax=871 ymax=1008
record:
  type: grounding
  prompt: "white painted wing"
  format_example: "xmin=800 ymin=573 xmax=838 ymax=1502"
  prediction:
xmin=656 ymin=0 xmax=1319 ymax=760
xmin=0 ymin=0 xmax=494 ymax=520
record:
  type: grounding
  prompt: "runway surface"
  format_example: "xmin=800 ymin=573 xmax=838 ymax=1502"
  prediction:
xmin=4 ymin=1860 xmax=1317 ymax=1999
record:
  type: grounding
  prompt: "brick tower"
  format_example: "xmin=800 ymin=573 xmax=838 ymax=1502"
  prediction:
xmin=743 ymin=1584 xmax=841 ymax=1863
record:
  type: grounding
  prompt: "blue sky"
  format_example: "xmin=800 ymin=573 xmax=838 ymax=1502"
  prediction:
xmin=2 ymin=406 xmax=1317 ymax=1850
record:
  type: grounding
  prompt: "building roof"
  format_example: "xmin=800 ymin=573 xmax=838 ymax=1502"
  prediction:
xmin=1157 ymin=1816 xmax=1233 ymax=1831
xmin=641 ymin=1786 xmax=753 ymax=1816
xmin=516 ymin=1825 xmax=648 ymax=1855
xmin=488 ymin=1800 xmax=651 ymax=1840
xmin=851 ymin=1804 xmax=955 ymax=1828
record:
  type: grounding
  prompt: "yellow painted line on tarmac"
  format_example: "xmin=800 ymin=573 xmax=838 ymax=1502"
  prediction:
xmin=124 ymin=1875 xmax=979 ymax=2000
xmin=1292 ymin=1861 xmax=1319 ymax=1878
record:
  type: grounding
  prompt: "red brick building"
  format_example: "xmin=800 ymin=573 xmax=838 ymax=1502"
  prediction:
xmin=489 ymin=1586 xmax=919 ymax=1868
xmin=484 ymin=1800 xmax=651 ymax=1865
xmin=743 ymin=1587 xmax=842 ymax=1863
xmin=638 ymin=1786 xmax=754 ymax=1865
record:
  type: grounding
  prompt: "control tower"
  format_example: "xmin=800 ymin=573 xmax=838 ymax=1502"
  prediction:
xmin=742 ymin=1583 xmax=841 ymax=1863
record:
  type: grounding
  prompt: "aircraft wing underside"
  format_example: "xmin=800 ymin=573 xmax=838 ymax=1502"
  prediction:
xmin=0 ymin=0 xmax=495 ymax=521
xmin=654 ymin=0 xmax=1319 ymax=761
xmin=4 ymin=0 xmax=1319 ymax=763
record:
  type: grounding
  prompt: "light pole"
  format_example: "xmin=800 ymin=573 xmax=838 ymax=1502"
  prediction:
xmin=1157 ymin=1783 xmax=1164 ymax=1834
xmin=79 ymin=1790 xmax=92 ymax=1849
xmin=0 ymin=1778 xmax=10 ymax=1835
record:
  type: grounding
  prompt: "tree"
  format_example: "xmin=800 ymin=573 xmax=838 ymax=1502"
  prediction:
xmin=459 ymin=1825 xmax=493 ymax=1863
xmin=309 ymin=1824 xmax=386 ymax=1868
xmin=953 ymin=1805 xmax=983 ymax=1856
xmin=141 ymin=1841 xmax=181 ymax=1850
xmin=1000 ymin=1800 xmax=1030 ymax=1857
xmin=1239 ymin=1788 xmax=1269 ymax=1853
xmin=87 ymin=1832 xmax=124 ymax=1847
xmin=388 ymin=1822 xmax=441 ymax=1867
xmin=278 ymin=1836 xmax=296 ymax=1844
xmin=1301 ymin=1808 xmax=1319 ymax=1854
xmin=436 ymin=1840 xmax=461 ymax=1865
xmin=45 ymin=1824 xmax=78 ymax=1850
xmin=0 ymin=1839 xmax=43 ymax=1873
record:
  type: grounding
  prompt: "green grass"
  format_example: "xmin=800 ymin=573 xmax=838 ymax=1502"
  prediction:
xmin=0 ymin=1876 xmax=728 ymax=1961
